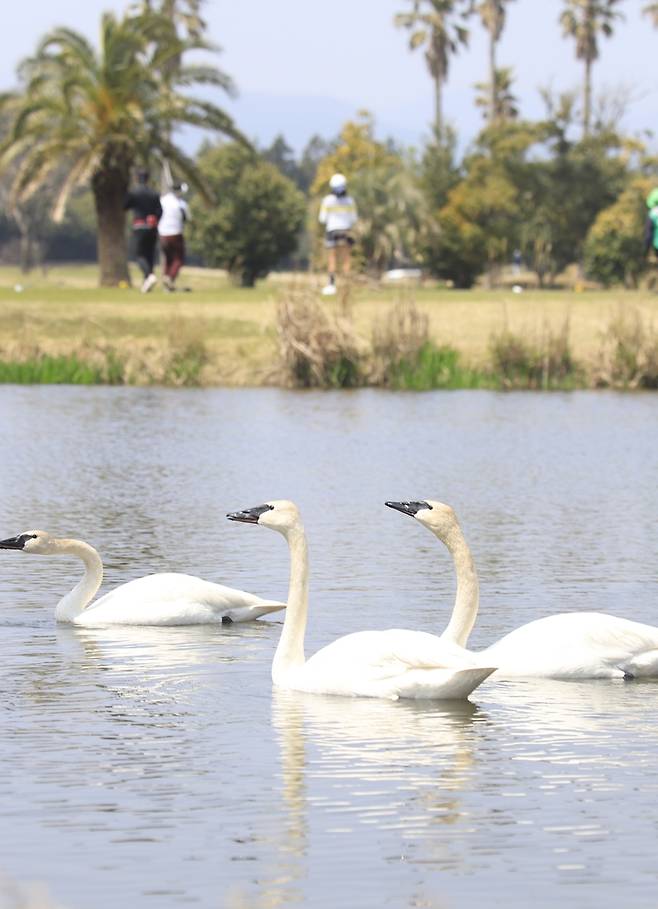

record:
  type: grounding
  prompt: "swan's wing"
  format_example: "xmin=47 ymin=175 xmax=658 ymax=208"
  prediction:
xmin=81 ymin=573 xmax=285 ymax=625
xmin=300 ymin=629 xmax=494 ymax=699
xmin=307 ymin=629 xmax=479 ymax=674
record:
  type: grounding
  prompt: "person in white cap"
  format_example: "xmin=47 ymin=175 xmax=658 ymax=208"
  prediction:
xmin=318 ymin=173 xmax=358 ymax=295
xmin=158 ymin=182 xmax=190 ymax=291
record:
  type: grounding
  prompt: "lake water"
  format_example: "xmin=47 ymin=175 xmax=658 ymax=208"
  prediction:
xmin=1 ymin=386 xmax=658 ymax=909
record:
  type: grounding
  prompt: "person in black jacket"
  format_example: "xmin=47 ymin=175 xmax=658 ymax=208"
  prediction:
xmin=124 ymin=168 xmax=163 ymax=292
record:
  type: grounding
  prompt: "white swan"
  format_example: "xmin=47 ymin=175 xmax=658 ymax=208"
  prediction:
xmin=0 ymin=530 xmax=286 ymax=626
xmin=226 ymin=501 xmax=496 ymax=700
xmin=386 ymin=500 xmax=658 ymax=679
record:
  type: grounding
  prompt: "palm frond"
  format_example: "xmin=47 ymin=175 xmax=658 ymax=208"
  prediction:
xmin=51 ymin=151 xmax=97 ymax=221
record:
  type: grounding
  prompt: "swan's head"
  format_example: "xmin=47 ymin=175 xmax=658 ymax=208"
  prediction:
xmin=385 ymin=500 xmax=458 ymax=540
xmin=227 ymin=500 xmax=302 ymax=536
xmin=0 ymin=530 xmax=56 ymax=555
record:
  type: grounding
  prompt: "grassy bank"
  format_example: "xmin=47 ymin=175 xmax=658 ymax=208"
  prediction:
xmin=1 ymin=264 xmax=658 ymax=388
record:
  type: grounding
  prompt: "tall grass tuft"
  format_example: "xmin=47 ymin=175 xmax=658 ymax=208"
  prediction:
xmin=386 ymin=343 xmax=488 ymax=390
xmin=0 ymin=352 xmax=124 ymax=385
xmin=595 ymin=308 xmax=658 ymax=389
xmin=372 ymin=298 xmax=486 ymax=389
xmin=276 ymin=290 xmax=365 ymax=388
xmin=489 ymin=320 xmax=579 ymax=389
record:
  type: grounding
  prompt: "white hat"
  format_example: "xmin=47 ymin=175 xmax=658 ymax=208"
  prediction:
xmin=329 ymin=173 xmax=347 ymax=191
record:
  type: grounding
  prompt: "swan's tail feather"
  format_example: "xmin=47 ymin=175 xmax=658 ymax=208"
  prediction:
xmin=389 ymin=666 xmax=497 ymax=700
xmin=623 ymin=649 xmax=658 ymax=678
xmin=234 ymin=600 xmax=286 ymax=621
xmin=429 ymin=666 xmax=497 ymax=700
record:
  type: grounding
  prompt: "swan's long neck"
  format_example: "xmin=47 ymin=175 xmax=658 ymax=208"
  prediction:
xmin=438 ymin=524 xmax=479 ymax=648
xmin=272 ymin=526 xmax=308 ymax=683
xmin=52 ymin=539 xmax=104 ymax=622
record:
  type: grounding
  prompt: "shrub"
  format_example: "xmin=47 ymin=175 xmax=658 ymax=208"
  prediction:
xmin=584 ymin=179 xmax=653 ymax=288
xmin=190 ymin=143 xmax=306 ymax=286
xmin=489 ymin=321 xmax=579 ymax=389
xmin=595 ymin=308 xmax=658 ymax=389
xmin=276 ymin=290 xmax=365 ymax=388
xmin=371 ymin=298 xmax=485 ymax=389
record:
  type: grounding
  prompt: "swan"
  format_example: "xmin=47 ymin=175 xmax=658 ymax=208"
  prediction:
xmin=386 ymin=500 xmax=658 ymax=679
xmin=0 ymin=530 xmax=286 ymax=626
xmin=226 ymin=500 xmax=496 ymax=700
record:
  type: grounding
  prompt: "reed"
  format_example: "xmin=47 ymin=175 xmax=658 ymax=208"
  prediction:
xmin=0 ymin=352 xmax=122 ymax=385
xmin=594 ymin=308 xmax=658 ymax=389
xmin=489 ymin=320 xmax=580 ymax=390
xmin=275 ymin=289 xmax=365 ymax=388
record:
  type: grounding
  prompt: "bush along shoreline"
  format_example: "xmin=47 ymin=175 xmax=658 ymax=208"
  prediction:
xmin=2 ymin=295 xmax=658 ymax=391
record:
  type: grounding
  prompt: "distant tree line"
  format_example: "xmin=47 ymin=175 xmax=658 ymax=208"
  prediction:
xmin=0 ymin=0 xmax=656 ymax=288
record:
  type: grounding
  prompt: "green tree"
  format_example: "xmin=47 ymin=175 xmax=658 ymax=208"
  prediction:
xmin=429 ymin=121 xmax=540 ymax=286
xmin=262 ymin=134 xmax=306 ymax=190
xmin=526 ymin=87 xmax=633 ymax=282
xmin=474 ymin=67 xmax=519 ymax=122
xmin=474 ymin=1 xmax=515 ymax=124
xmin=419 ymin=127 xmax=461 ymax=210
xmin=297 ymin=135 xmax=335 ymax=194
xmin=190 ymin=143 xmax=306 ymax=286
xmin=394 ymin=0 xmax=470 ymax=135
xmin=559 ymin=0 xmax=625 ymax=136
xmin=584 ymin=178 xmax=652 ymax=287
xmin=349 ymin=158 xmax=434 ymax=274
xmin=311 ymin=112 xmax=398 ymax=195
xmin=0 ymin=9 xmax=242 ymax=285
xmin=133 ymin=0 xmax=206 ymax=41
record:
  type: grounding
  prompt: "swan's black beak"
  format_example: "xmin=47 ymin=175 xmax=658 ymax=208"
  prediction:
xmin=385 ymin=501 xmax=432 ymax=518
xmin=227 ymin=504 xmax=274 ymax=524
xmin=0 ymin=534 xmax=27 ymax=550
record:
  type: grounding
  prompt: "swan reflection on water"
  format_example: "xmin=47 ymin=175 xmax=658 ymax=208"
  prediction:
xmin=272 ymin=688 xmax=482 ymax=824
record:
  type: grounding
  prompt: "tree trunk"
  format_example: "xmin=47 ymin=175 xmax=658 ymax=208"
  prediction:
xmin=13 ymin=209 xmax=34 ymax=274
xmin=92 ymin=165 xmax=131 ymax=287
xmin=489 ymin=32 xmax=497 ymax=124
xmin=583 ymin=58 xmax=592 ymax=136
xmin=434 ymin=72 xmax=443 ymax=137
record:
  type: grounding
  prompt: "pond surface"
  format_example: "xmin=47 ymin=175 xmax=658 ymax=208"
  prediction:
xmin=1 ymin=387 xmax=658 ymax=909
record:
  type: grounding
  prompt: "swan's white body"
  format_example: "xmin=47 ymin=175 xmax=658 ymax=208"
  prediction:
xmin=0 ymin=532 xmax=285 ymax=626
xmin=227 ymin=501 xmax=495 ymax=700
xmin=479 ymin=612 xmax=658 ymax=679
xmin=284 ymin=628 xmax=493 ymax=700
xmin=387 ymin=500 xmax=658 ymax=680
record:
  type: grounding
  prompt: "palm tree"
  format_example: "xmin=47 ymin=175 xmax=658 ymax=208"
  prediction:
xmin=474 ymin=67 xmax=519 ymax=122
xmin=394 ymin=0 xmax=470 ymax=135
xmin=559 ymin=0 xmax=625 ymax=136
xmin=475 ymin=1 xmax=515 ymax=124
xmin=643 ymin=3 xmax=658 ymax=25
xmin=0 ymin=9 xmax=242 ymax=285
xmin=134 ymin=0 xmax=206 ymax=40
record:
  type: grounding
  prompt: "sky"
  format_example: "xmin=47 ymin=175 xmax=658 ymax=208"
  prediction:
xmin=2 ymin=0 xmax=657 ymax=154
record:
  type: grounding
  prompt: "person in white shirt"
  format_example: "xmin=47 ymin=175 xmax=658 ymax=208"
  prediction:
xmin=158 ymin=183 xmax=190 ymax=291
xmin=318 ymin=173 xmax=358 ymax=296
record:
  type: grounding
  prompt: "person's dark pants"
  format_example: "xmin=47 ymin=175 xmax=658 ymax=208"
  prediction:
xmin=134 ymin=228 xmax=158 ymax=278
xmin=160 ymin=234 xmax=185 ymax=281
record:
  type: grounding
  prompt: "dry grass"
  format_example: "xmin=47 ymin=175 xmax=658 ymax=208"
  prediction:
xmin=594 ymin=307 xmax=658 ymax=389
xmin=490 ymin=319 xmax=580 ymax=389
xmin=370 ymin=295 xmax=430 ymax=384
xmin=275 ymin=289 xmax=366 ymax=387
xmin=3 ymin=265 xmax=658 ymax=386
